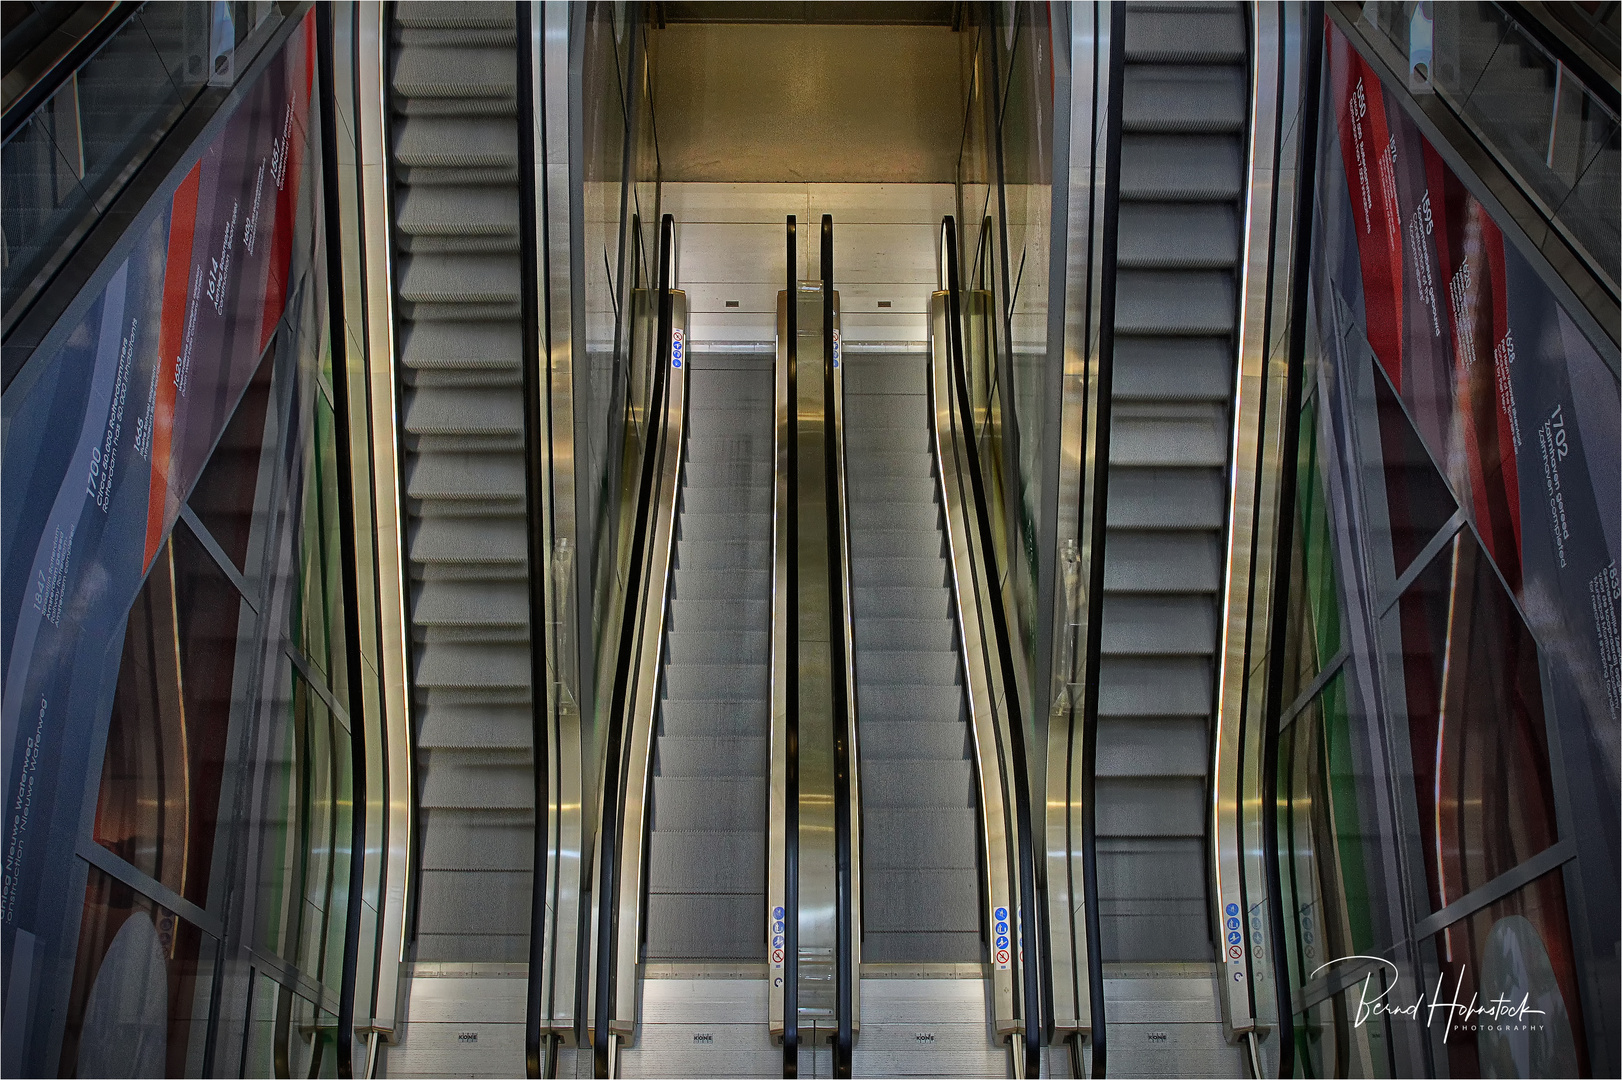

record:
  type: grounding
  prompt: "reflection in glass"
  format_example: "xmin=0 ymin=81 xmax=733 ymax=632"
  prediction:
xmin=1395 ymin=529 xmax=1561 ymax=911
xmin=1296 ymin=977 xmax=1394 ymax=1078
xmin=1371 ymin=361 xmax=1458 ymax=586
xmin=1430 ymin=870 xmax=1588 ymax=1076
xmin=188 ymin=340 xmax=276 ymax=580
xmin=57 ymin=864 xmax=215 ymax=1077
xmin=94 ymin=520 xmax=245 ymax=912
xmin=1281 ymin=394 xmax=1345 ymax=706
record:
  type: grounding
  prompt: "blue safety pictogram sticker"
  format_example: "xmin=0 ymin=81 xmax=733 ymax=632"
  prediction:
xmin=995 ymin=935 xmax=1010 ymax=950
xmin=1226 ymin=902 xmax=1239 ymax=917
xmin=995 ymin=921 xmax=1008 ymax=936
xmin=994 ymin=907 xmax=1008 ymax=922
xmin=1227 ymin=930 xmax=1242 ymax=945
xmin=672 ymin=330 xmax=685 ymax=368
xmin=773 ymin=906 xmax=785 ymax=920
xmin=1226 ymin=916 xmax=1240 ymax=931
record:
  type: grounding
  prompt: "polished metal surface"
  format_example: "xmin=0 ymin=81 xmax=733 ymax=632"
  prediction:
xmin=768 ymin=288 xmax=792 ymax=1039
xmin=1210 ymin=2 xmax=1287 ymax=1042
xmin=353 ymin=0 xmax=412 ymax=1040
xmin=611 ymin=294 xmax=690 ymax=1037
xmin=928 ymin=290 xmax=1021 ymax=1045
xmin=1044 ymin=1 xmax=1117 ymax=1044
xmin=539 ymin=0 xmax=585 ymax=1043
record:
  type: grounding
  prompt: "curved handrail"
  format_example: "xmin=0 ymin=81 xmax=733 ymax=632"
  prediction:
xmin=313 ymin=7 xmax=369 ymax=1075
xmin=517 ymin=2 xmax=553 ymax=1074
xmin=1257 ymin=6 xmax=1326 ymax=1075
xmin=940 ymin=215 xmax=1043 ymax=1076
xmin=782 ymin=215 xmax=801 ymax=1079
xmin=821 ymin=214 xmax=856 ymax=1078
xmin=591 ymin=213 xmax=677 ymax=1077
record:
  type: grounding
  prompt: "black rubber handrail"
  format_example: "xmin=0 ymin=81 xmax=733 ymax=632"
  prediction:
xmin=0 ymin=0 xmax=139 ymax=142
xmin=821 ymin=215 xmax=855 ymax=1079
xmin=592 ymin=213 xmax=675 ymax=1079
xmin=516 ymin=3 xmax=554 ymax=1075
xmin=940 ymin=215 xmax=1043 ymax=1077
xmin=313 ymin=7 xmax=369 ymax=1075
xmin=1072 ymin=9 xmax=1125 ymax=1072
xmin=782 ymin=215 xmax=801 ymax=1080
xmin=1259 ymin=7 xmax=1325 ymax=1076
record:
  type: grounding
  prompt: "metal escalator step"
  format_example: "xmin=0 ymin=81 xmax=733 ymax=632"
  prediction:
xmin=1107 ymin=467 xmax=1225 ymax=528
xmin=1118 ymin=204 xmax=1239 ymax=270
xmin=862 ymin=870 xmax=979 ymax=931
xmin=1102 ymin=530 xmax=1221 ymax=592
xmin=660 ymin=701 xmax=768 ymax=737
xmin=1098 ymin=656 xmax=1212 ymax=717
xmin=845 ymin=395 xmax=930 ymax=425
xmin=663 ymin=663 xmax=769 ymax=702
xmin=409 ymin=517 xmax=526 ymax=567
xmin=1098 ymin=595 xmax=1217 ymax=655
xmin=862 ymin=932 xmax=982 ymax=964
xmin=643 ymin=895 xmax=763 ymax=960
xmin=1116 ymin=270 xmax=1235 ymax=335
xmin=681 ymin=462 xmax=772 ymax=488
xmin=397 ymin=186 xmax=519 ymax=238
xmin=846 ymin=450 xmax=934 ymax=477
xmin=413 ymin=642 xmax=531 ymax=689
xmin=666 ymin=599 xmax=771 ymax=632
xmin=647 ymin=832 xmax=765 ymax=893
xmin=393 ymin=117 xmax=518 ymax=169
xmin=1120 ymin=134 xmax=1242 ymax=201
xmin=412 ymin=580 xmax=527 ymax=628
xmin=850 ymin=556 xmax=946 ymax=588
xmin=862 ymin=809 xmax=977 ymax=866
xmin=665 ymin=630 xmax=772 ymax=663
xmin=398 ymin=254 xmax=520 ymax=306
xmin=657 ymin=736 xmax=768 ymax=777
xmin=394 ymin=1 xmax=515 ymax=29
xmin=848 ymin=476 xmax=935 ymax=503
xmin=853 ymin=649 xmax=958 ymax=685
xmin=1125 ymin=5 xmax=1246 ymax=64
xmin=416 ymin=869 xmax=529 ymax=936
xmin=862 ymin=760 xmax=975 ymax=808
xmin=1096 ymin=717 xmax=1210 ymax=779
xmin=406 ymin=453 xmax=524 ymax=501
xmin=852 ymin=585 xmax=952 ymax=620
xmin=1108 ymin=402 xmax=1230 ymax=467
xmin=685 ymin=438 xmax=768 ymax=463
xmin=849 ymin=529 xmax=946 ymax=559
xmin=392 ymin=47 xmax=515 ymax=101
xmin=419 ymin=809 xmax=534 ymax=870
xmin=673 ymin=540 xmax=769 ymax=571
xmin=420 ymin=758 xmax=535 ymax=810
xmin=673 ymin=569 xmax=770 ymax=599
xmin=1113 ymin=337 xmax=1233 ymax=400
xmin=850 ymin=502 xmax=940 ymax=531
xmin=418 ymin=703 xmax=533 ymax=750
xmin=395 ymin=27 xmax=517 ymax=50
xmin=855 ymin=617 xmax=955 ymax=652
xmin=1123 ymin=65 xmax=1247 ymax=134
xmin=857 ymin=720 xmax=969 ymax=762
xmin=1095 ymin=777 xmax=1206 ymax=837
xmin=651 ymin=778 xmax=767 ymax=833
xmin=405 ymin=387 xmax=523 ymax=437
xmin=846 ymin=426 xmax=931 ymax=453
xmin=401 ymin=322 xmax=521 ymax=370
xmin=674 ymin=512 xmax=771 ymax=540
xmin=679 ymin=486 xmax=771 ymax=515
xmin=857 ymin=684 xmax=967 ymax=722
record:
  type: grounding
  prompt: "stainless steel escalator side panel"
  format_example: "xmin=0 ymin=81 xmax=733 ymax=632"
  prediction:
xmin=539 ymin=0 xmax=585 ymax=1042
xmin=929 ymin=291 xmax=1020 ymax=1041
xmin=829 ymin=301 xmax=863 ymax=1036
xmin=793 ymin=280 xmax=838 ymax=1034
xmin=353 ymin=0 xmax=412 ymax=1039
xmin=1209 ymin=4 xmax=1292 ymax=1042
xmin=611 ymin=293 xmax=690 ymax=1038
xmin=770 ymin=291 xmax=791 ymax=1039
xmin=1045 ymin=2 xmax=1120 ymax=1042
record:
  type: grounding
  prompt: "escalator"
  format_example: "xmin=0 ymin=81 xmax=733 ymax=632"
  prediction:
xmin=382 ymin=2 xmax=537 ymax=1063
xmin=1090 ymin=1 xmax=1250 ymax=1072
